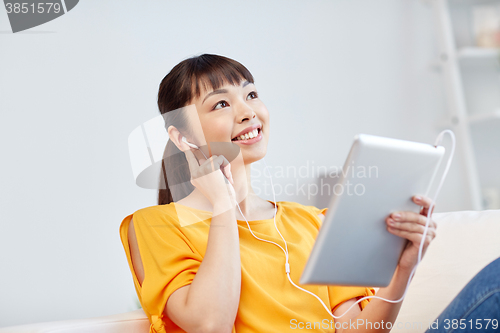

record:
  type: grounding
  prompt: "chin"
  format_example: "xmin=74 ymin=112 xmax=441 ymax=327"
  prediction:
xmin=241 ymin=149 xmax=267 ymax=165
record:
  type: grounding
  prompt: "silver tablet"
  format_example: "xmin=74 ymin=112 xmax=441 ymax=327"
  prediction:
xmin=300 ymin=134 xmax=445 ymax=287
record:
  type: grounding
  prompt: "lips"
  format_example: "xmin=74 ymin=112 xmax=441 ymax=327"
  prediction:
xmin=232 ymin=130 xmax=263 ymax=145
xmin=231 ymin=124 xmax=262 ymax=141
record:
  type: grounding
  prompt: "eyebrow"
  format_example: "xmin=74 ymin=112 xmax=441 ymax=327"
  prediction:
xmin=202 ymin=80 xmax=253 ymax=105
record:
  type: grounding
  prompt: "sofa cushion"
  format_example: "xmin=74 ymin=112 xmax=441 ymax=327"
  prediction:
xmin=392 ymin=210 xmax=500 ymax=332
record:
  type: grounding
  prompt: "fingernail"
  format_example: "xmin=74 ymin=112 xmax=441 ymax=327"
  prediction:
xmin=415 ymin=196 xmax=422 ymax=202
xmin=393 ymin=213 xmax=401 ymax=220
xmin=387 ymin=219 xmax=395 ymax=225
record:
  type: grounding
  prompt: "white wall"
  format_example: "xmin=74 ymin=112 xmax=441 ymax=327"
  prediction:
xmin=0 ymin=0 xmax=480 ymax=327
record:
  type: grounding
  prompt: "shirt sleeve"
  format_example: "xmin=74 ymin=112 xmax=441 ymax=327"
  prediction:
xmin=306 ymin=205 xmax=328 ymax=230
xmin=130 ymin=207 xmax=203 ymax=331
xmin=329 ymin=285 xmax=376 ymax=313
xmin=307 ymin=205 xmax=376 ymax=312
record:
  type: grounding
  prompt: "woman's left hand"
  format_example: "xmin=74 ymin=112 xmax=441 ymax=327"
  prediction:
xmin=386 ymin=195 xmax=437 ymax=273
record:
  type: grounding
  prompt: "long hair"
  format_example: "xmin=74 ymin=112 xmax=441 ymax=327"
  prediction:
xmin=157 ymin=54 xmax=254 ymax=205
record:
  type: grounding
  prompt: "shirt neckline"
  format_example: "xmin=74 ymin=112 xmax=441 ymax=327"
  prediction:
xmin=172 ymin=200 xmax=281 ymax=225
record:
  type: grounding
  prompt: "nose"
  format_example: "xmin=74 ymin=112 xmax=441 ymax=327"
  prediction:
xmin=235 ymin=101 xmax=256 ymax=123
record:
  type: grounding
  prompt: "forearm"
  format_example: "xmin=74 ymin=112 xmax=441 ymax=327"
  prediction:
xmin=341 ymin=266 xmax=413 ymax=333
xmin=185 ymin=202 xmax=241 ymax=333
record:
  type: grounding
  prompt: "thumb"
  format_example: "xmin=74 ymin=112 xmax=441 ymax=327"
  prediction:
xmin=216 ymin=155 xmax=233 ymax=185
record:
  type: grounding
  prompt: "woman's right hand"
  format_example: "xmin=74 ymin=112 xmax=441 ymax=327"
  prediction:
xmin=183 ymin=146 xmax=236 ymax=209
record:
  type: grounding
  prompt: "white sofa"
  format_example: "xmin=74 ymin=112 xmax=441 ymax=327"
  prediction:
xmin=1 ymin=210 xmax=499 ymax=333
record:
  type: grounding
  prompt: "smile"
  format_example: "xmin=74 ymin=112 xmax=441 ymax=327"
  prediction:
xmin=231 ymin=128 xmax=263 ymax=145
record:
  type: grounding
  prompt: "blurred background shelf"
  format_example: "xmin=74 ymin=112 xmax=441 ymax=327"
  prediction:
xmin=468 ymin=109 xmax=500 ymax=124
xmin=458 ymin=47 xmax=500 ymax=60
xmin=451 ymin=0 xmax=500 ymax=5
xmin=458 ymin=46 xmax=499 ymax=58
xmin=432 ymin=0 xmax=500 ymax=209
xmin=458 ymin=47 xmax=500 ymax=67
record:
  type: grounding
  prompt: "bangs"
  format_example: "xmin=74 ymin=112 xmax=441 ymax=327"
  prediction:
xmin=158 ymin=54 xmax=255 ymax=114
xmin=188 ymin=55 xmax=255 ymax=100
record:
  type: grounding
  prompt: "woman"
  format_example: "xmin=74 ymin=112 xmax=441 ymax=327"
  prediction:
xmin=119 ymin=54 xmax=500 ymax=333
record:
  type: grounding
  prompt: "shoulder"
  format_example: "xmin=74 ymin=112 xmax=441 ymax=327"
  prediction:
xmin=278 ymin=201 xmax=327 ymax=228
xmin=124 ymin=204 xmax=181 ymax=230
xmin=279 ymin=201 xmax=327 ymax=216
xmin=134 ymin=203 xmax=174 ymax=216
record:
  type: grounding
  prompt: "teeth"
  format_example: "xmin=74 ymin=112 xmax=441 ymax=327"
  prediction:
xmin=234 ymin=128 xmax=259 ymax=141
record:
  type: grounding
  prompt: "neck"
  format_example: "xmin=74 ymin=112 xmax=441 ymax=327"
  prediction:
xmin=232 ymin=163 xmax=259 ymax=216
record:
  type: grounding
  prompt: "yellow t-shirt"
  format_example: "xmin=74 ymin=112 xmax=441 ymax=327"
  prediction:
xmin=119 ymin=200 xmax=375 ymax=333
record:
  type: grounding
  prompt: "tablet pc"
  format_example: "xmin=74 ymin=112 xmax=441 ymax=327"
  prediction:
xmin=300 ymin=134 xmax=445 ymax=287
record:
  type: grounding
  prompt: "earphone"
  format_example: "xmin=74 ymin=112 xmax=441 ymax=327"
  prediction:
xmin=182 ymin=136 xmax=200 ymax=150
xmin=181 ymin=130 xmax=456 ymax=319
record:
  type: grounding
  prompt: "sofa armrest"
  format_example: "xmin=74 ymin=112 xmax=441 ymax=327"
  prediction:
xmin=0 ymin=309 xmax=150 ymax=333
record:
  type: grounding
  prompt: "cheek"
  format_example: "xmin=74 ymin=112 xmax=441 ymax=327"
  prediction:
xmin=258 ymin=107 xmax=270 ymax=130
xmin=204 ymin=119 xmax=232 ymax=141
xmin=262 ymin=105 xmax=270 ymax=121
xmin=263 ymin=110 xmax=270 ymax=123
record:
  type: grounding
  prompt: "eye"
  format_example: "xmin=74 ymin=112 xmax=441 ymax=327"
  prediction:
xmin=247 ymin=91 xmax=258 ymax=100
xmin=212 ymin=100 xmax=229 ymax=110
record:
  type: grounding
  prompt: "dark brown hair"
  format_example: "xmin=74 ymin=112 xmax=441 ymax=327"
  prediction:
xmin=157 ymin=54 xmax=254 ymax=205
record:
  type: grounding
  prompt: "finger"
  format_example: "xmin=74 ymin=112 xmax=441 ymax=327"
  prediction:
xmin=420 ymin=204 xmax=435 ymax=218
xmin=194 ymin=154 xmax=233 ymax=186
xmin=386 ymin=219 xmax=436 ymax=239
xmin=413 ymin=195 xmax=434 ymax=216
xmin=223 ymin=162 xmax=234 ymax=185
xmin=390 ymin=211 xmax=437 ymax=230
xmin=413 ymin=195 xmax=432 ymax=209
xmin=215 ymin=155 xmax=233 ymax=184
xmin=387 ymin=227 xmax=434 ymax=246
xmin=200 ymin=155 xmax=220 ymax=173
xmin=391 ymin=211 xmax=429 ymax=227
xmin=183 ymin=148 xmax=201 ymax=174
xmin=200 ymin=155 xmax=227 ymax=174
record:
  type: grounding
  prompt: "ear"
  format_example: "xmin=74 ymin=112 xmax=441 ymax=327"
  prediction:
xmin=167 ymin=125 xmax=190 ymax=152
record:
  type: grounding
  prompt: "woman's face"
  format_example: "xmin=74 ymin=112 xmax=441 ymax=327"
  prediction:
xmin=187 ymin=78 xmax=270 ymax=164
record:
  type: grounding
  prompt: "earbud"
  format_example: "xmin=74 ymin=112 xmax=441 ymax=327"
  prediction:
xmin=182 ymin=136 xmax=199 ymax=150
xmin=182 ymin=136 xmax=209 ymax=160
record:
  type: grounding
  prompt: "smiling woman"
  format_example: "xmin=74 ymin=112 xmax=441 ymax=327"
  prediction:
xmin=119 ymin=54 xmax=379 ymax=333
